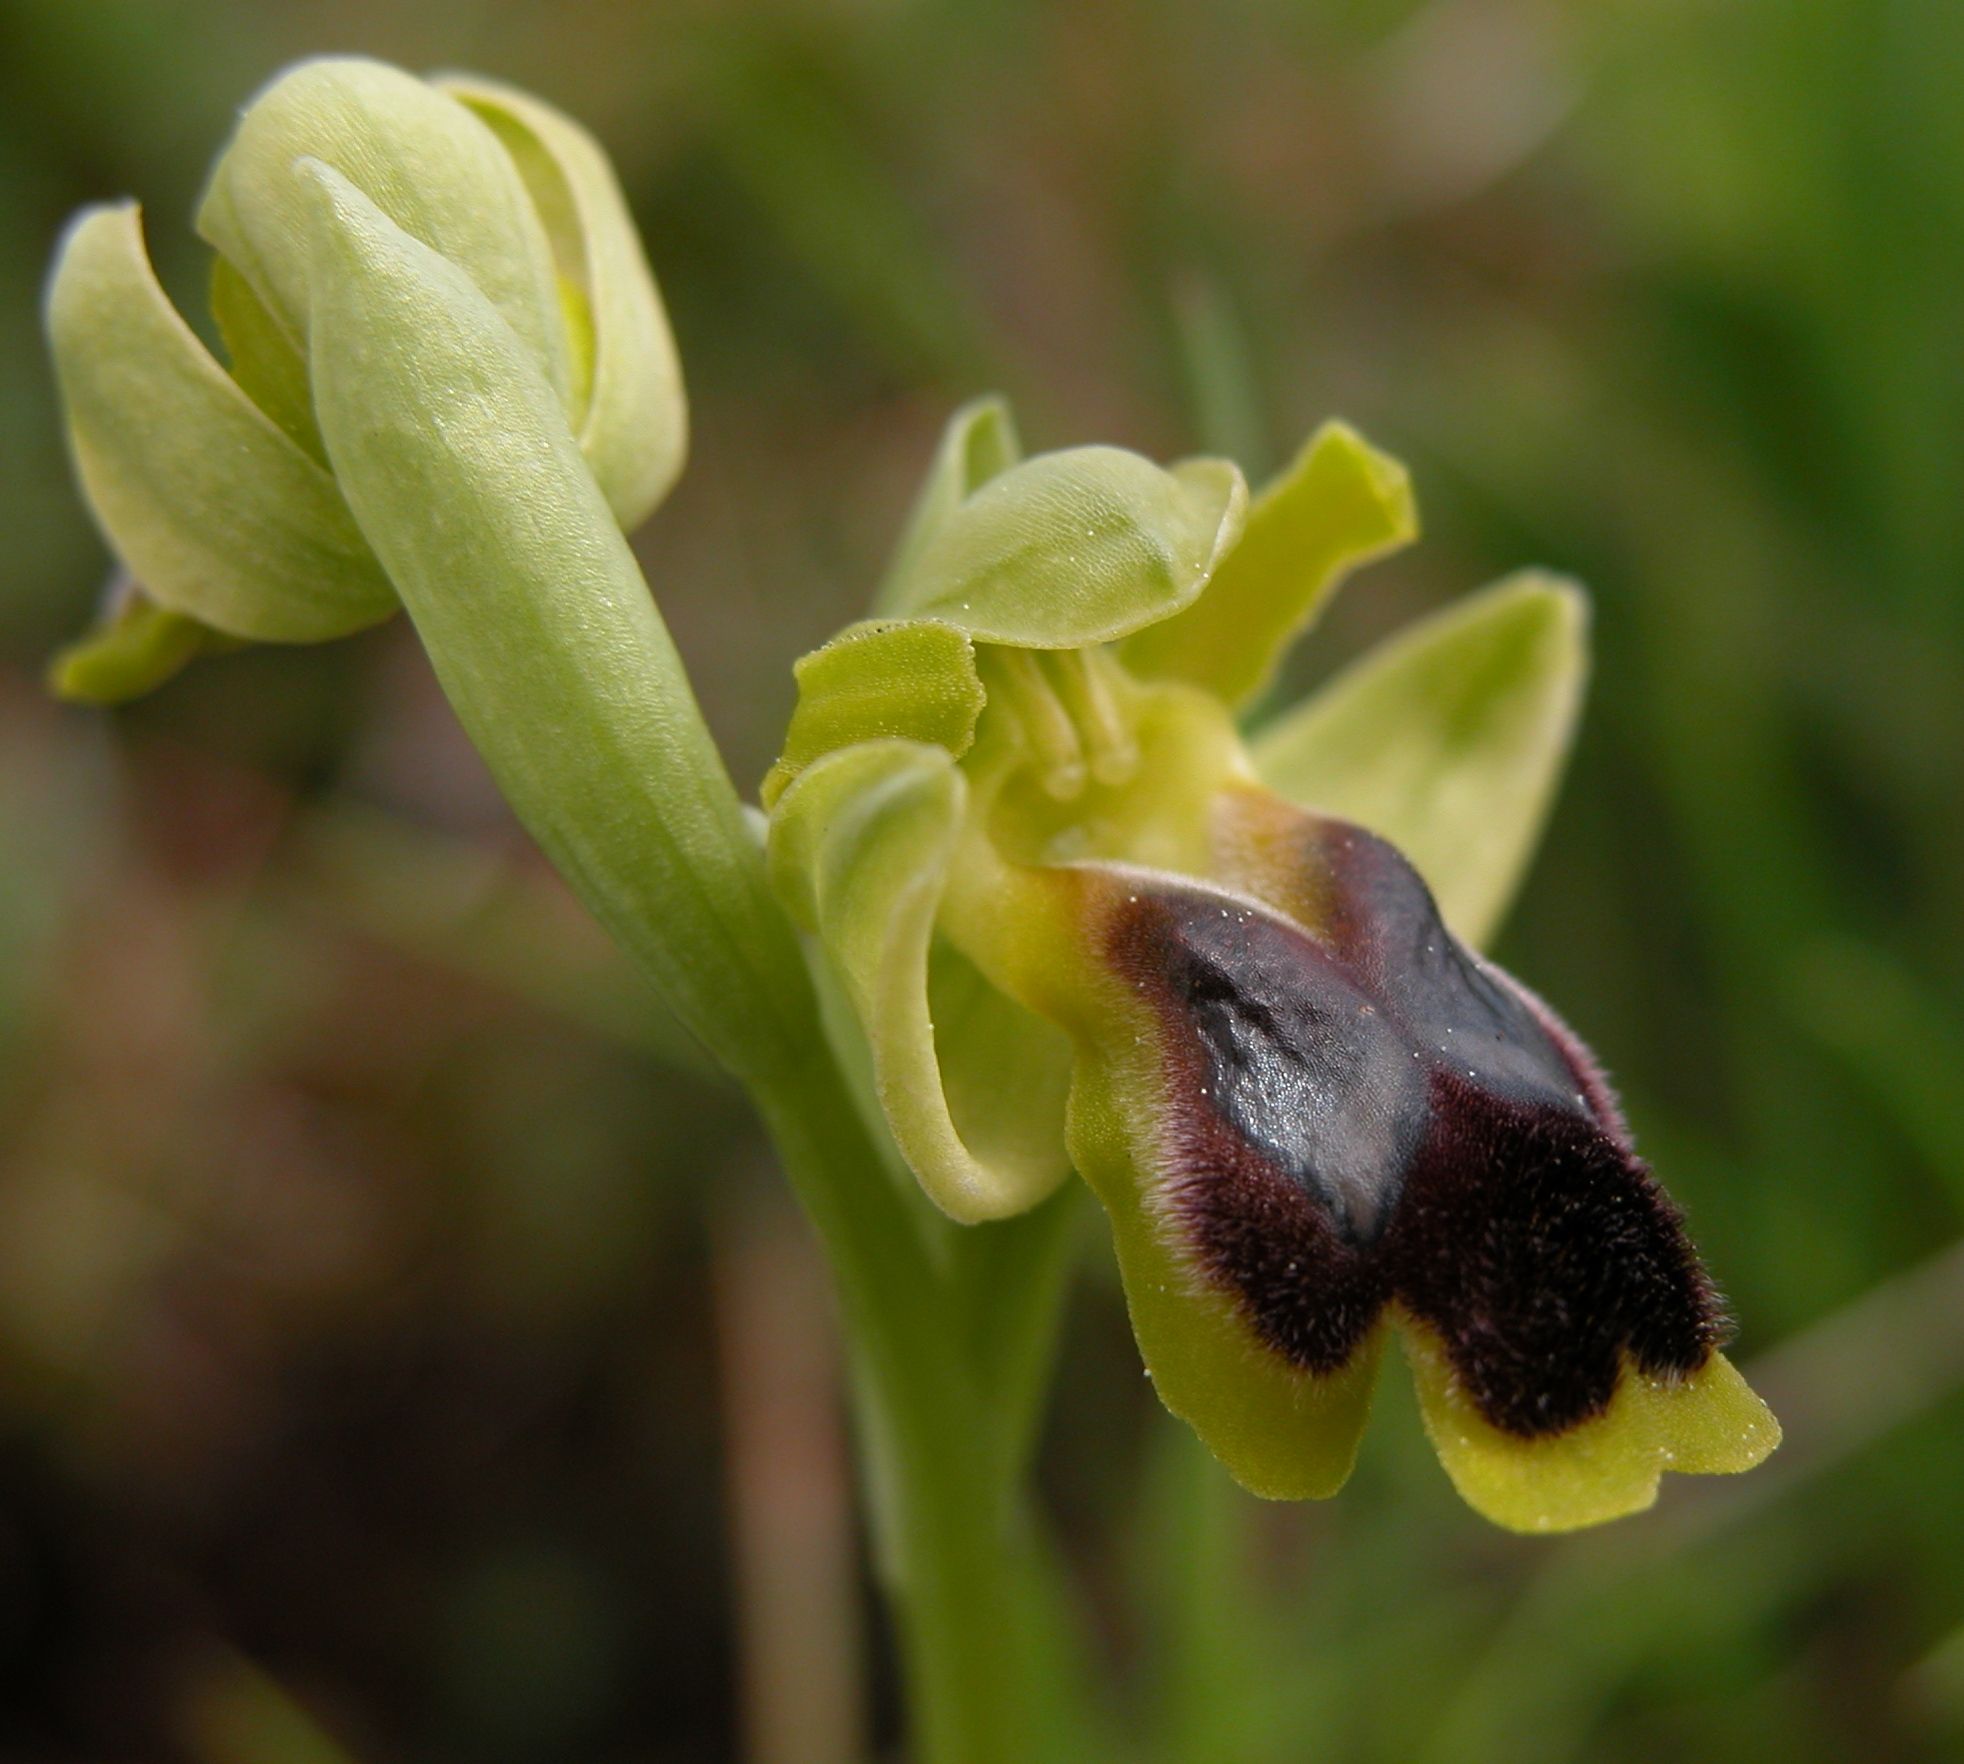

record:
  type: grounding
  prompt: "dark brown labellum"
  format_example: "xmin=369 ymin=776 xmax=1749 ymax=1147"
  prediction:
xmin=1105 ymin=821 xmax=1725 ymax=1440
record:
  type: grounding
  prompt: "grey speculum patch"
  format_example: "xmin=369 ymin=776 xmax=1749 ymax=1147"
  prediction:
xmin=1105 ymin=821 xmax=1725 ymax=1439
xmin=1163 ymin=902 xmax=1427 ymax=1247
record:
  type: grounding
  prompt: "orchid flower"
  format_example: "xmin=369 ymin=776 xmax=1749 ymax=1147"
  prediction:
xmin=763 ymin=403 xmax=1779 ymax=1531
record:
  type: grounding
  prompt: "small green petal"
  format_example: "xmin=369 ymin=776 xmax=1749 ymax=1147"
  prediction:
xmin=45 ymin=202 xmax=395 ymax=644
xmin=1251 ymin=573 xmax=1588 ymax=949
xmin=1121 ymin=420 xmax=1416 ymax=706
xmin=761 ymin=618 xmax=985 ymax=809
xmin=893 ymin=447 xmax=1248 ymax=649
xmin=876 ymin=395 xmax=1023 ymax=615
xmin=1401 ymin=1322 xmax=1780 ymax=1532
xmin=198 ymin=57 xmax=571 ymax=408
xmin=48 ymin=582 xmax=236 ymax=704
xmin=442 ymin=74 xmax=688 ymax=530
xmin=770 ymin=741 xmax=1070 ymax=1222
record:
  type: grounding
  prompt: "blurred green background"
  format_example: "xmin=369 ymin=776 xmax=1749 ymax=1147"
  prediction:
xmin=4 ymin=0 xmax=1963 ymax=1759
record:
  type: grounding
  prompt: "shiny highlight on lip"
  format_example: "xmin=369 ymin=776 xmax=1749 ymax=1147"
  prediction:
xmin=1102 ymin=827 xmax=1725 ymax=1441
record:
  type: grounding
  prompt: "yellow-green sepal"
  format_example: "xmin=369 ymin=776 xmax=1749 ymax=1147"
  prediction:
xmin=769 ymin=740 xmax=1072 ymax=1222
xmin=1121 ymin=420 xmax=1415 ymax=707
xmin=1401 ymin=1321 xmax=1780 ymax=1532
xmin=888 ymin=446 xmax=1248 ymax=649
xmin=48 ymin=582 xmax=239 ymax=704
xmin=198 ymin=57 xmax=571 ymax=409
xmin=441 ymin=73 xmax=688 ymax=530
xmin=876 ymin=396 xmax=1023 ymax=614
xmin=761 ymin=618 xmax=985 ymax=809
xmin=1252 ymin=572 xmax=1587 ymax=948
xmin=45 ymin=202 xmax=397 ymax=645
xmin=1066 ymin=1045 xmax=1384 ymax=1500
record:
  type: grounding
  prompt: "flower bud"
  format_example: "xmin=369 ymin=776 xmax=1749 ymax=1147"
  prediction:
xmin=198 ymin=58 xmax=572 ymax=404
xmin=46 ymin=56 xmax=685 ymax=699
xmin=437 ymin=74 xmax=686 ymax=530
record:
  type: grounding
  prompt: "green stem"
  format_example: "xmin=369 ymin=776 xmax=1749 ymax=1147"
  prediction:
xmin=754 ymin=1056 xmax=1095 ymax=1764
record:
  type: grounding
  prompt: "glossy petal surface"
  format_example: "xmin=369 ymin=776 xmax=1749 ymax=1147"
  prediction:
xmin=893 ymin=448 xmax=1248 ymax=648
xmin=1033 ymin=809 xmax=1772 ymax=1520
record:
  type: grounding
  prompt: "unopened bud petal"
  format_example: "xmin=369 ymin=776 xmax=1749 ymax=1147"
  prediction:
xmin=198 ymin=57 xmax=571 ymax=408
xmin=45 ymin=202 xmax=394 ymax=647
xmin=441 ymin=75 xmax=687 ymax=529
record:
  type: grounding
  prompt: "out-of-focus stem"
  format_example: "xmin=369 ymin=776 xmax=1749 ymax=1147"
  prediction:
xmin=755 ymin=1062 xmax=1073 ymax=1764
xmin=714 ymin=1187 xmax=865 ymax=1764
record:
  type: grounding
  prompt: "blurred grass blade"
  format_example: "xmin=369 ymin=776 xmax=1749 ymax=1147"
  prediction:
xmin=179 ymin=1649 xmax=357 ymax=1764
xmin=1786 ymin=937 xmax=1964 ymax=1204
xmin=693 ymin=29 xmax=996 ymax=382
xmin=288 ymin=802 xmax=722 ymax=1078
